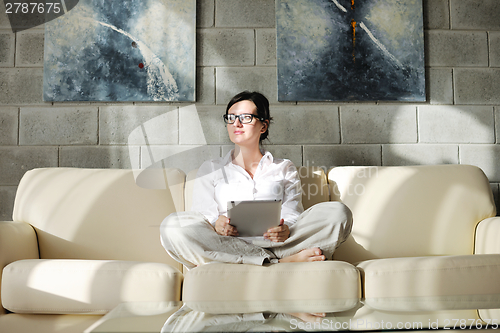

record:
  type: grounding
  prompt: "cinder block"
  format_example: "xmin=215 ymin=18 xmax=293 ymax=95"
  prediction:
xmin=496 ymin=107 xmax=499 ymax=144
xmin=419 ymin=106 xmax=495 ymax=143
xmin=59 ymin=146 xmax=138 ymax=169
xmin=256 ymin=29 xmax=276 ymax=66
xmin=197 ymin=67 xmax=215 ymax=104
xmin=0 ymin=147 xmax=58 ymax=185
xmin=0 ymin=31 xmax=15 ymax=67
xmin=216 ymin=67 xmax=277 ymax=104
xmin=0 ymin=186 xmax=17 ymax=221
xmin=341 ymin=105 xmax=417 ymax=144
xmin=0 ymin=3 xmax=44 ymax=31
xmin=15 ymin=30 xmax=44 ymax=67
xmin=215 ymin=0 xmax=275 ymax=28
xmin=100 ymin=105 xmax=178 ymax=145
xmin=490 ymin=32 xmax=500 ymax=68
xmin=0 ymin=69 xmax=44 ymax=105
xmin=0 ymin=107 xmax=18 ymax=145
xmin=141 ymin=145 xmax=221 ymax=174
xmin=197 ymin=29 xmax=254 ymax=66
xmin=460 ymin=144 xmax=500 ymax=182
xmin=382 ymin=144 xmax=459 ymax=166
xmin=197 ymin=0 xmax=214 ymax=28
xmin=262 ymin=145 xmax=302 ymax=167
xmin=180 ymin=105 xmax=228 ymax=145
xmin=0 ymin=4 xmax=10 ymax=29
xmin=427 ymin=68 xmax=453 ymax=105
xmin=451 ymin=0 xmax=500 ymax=30
xmin=269 ymin=105 xmax=340 ymax=144
xmin=426 ymin=31 xmax=488 ymax=67
xmin=455 ymin=69 xmax=500 ymax=105
xmin=423 ymin=0 xmax=450 ymax=29
xmin=222 ymin=144 xmax=303 ymax=167
xmin=303 ymin=145 xmax=382 ymax=169
xmin=20 ymin=107 xmax=98 ymax=145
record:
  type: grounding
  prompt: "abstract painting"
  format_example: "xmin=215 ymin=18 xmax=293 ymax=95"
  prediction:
xmin=276 ymin=0 xmax=425 ymax=102
xmin=43 ymin=0 xmax=195 ymax=102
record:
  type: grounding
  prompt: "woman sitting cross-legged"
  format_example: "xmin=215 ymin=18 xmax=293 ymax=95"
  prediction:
xmin=160 ymin=91 xmax=353 ymax=269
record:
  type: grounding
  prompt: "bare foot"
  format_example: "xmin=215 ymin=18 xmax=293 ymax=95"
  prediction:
xmin=278 ymin=247 xmax=325 ymax=263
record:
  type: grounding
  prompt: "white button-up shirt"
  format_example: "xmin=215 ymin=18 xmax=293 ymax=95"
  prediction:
xmin=191 ymin=149 xmax=304 ymax=227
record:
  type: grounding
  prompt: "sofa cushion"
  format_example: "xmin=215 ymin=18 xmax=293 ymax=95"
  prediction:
xmin=12 ymin=168 xmax=184 ymax=272
xmin=329 ymin=165 xmax=496 ymax=263
xmin=1 ymin=259 xmax=183 ymax=314
xmin=358 ymin=254 xmax=500 ymax=309
xmin=182 ymin=261 xmax=360 ymax=313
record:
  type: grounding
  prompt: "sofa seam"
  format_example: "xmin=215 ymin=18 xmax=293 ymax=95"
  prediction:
xmin=364 ymin=264 xmax=500 ymax=275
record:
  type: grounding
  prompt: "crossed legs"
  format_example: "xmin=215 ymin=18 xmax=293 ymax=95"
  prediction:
xmin=160 ymin=201 xmax=352 ymax=269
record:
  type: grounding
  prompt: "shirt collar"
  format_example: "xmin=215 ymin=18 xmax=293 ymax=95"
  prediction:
xmin=222 ymin=149 xmax=274 ymax=167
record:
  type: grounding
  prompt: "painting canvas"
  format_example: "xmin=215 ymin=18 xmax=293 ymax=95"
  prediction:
xmin=276 ymin=0 xmax=425 ymax=102
xmin=43 ymin=0 xmax=195 ymax=102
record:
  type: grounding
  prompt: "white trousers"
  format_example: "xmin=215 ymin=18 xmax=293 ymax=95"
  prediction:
xmin=160 ymin=201 xmax=352 ymax=269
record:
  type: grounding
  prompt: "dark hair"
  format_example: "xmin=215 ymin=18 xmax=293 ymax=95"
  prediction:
xmin=225 ymin=91 xmax=273 ymax=143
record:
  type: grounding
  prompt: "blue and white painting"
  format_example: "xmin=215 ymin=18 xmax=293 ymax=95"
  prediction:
xmin=276 ymin=0 xmax=425 ymax=102
xmin=43 ymin=0 xmax=195 ymax=102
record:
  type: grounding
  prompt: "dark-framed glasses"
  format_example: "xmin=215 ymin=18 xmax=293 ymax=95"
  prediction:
xmin=223 ymin=114 xmax=265 ymax=124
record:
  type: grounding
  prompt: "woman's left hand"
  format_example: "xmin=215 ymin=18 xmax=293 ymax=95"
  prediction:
xmin=264 ymin=219 xmax=289 ymax=242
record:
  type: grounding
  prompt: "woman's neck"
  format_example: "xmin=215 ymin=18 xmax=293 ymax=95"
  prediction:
xmin=232 ymin=145 xmax=263 ymax=178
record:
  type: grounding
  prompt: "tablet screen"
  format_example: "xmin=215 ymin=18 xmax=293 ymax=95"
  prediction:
xmin=227 ymin=200 xmax=281 ymax=237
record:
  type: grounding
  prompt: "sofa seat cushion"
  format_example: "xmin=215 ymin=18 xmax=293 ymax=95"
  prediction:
xmin=1 ymin=259 xmax=182 ymax=314
xmin=0 ymin=313 xmax=102 ymax=333
xmin=182 ymin=261 xmax=360 ymax=313
xmin=358 ymin=254 xmax=500 ymax=309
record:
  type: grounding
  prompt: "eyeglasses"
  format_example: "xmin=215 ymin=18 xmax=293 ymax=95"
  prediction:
xmin=223 ymin=114 xmax=265 ymax=124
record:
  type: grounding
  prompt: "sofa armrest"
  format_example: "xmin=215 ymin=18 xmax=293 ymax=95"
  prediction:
xmin=475 ymin=217 xmax=500 ymax=254
xmin=0 ymin=221 xmax=39 ymax=313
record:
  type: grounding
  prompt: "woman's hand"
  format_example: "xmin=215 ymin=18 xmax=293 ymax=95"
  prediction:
xmin=264 ymin=219 xmax=289 ymax=242
xmin=215 ymin=215 xmax=239 ymax=236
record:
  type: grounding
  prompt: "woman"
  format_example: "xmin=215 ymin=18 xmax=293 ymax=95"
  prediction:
xmin=160 ymin=91 xmax=352 ymax=269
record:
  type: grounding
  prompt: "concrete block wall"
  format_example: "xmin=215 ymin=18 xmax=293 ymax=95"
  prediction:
xmin=1 ymin=0 xmax=500 ymax=219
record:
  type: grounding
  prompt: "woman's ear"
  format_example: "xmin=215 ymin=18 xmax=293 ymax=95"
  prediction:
xmin=261 ymin=120 xmax=269 ymax=133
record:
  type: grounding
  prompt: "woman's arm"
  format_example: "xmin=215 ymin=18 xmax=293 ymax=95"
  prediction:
xmin=280 ymin=161 xmax=304 ymax=227
xmin=191 ymin=160 xmax=239 ymax=236
xmin=265 ymin=161 xmax=304 ymax=242
xmin=190 ymin=160 xmax=220 ymax=225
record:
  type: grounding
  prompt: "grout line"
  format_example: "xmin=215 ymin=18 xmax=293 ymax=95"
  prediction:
xmin=96 ymin=107 xmax=100 ymax=145
xmin=487 ymin=31 xmax=491 ymax=68
xmin=13 ymin=31 xmax=16 ymax=67
xmin=494 ymin=106 xmax=497 ymax=144
xmin=451 ymin=68 xmax=455 ymax=105
xmin=416 ymin=106 xmax=420 ymax=143
xmin=301 ymin=145 xmax=304 ymax=167
xmin=337 ymin=106 xmax=342 ymax=144
xmin=17 ymin=106 xmax=20 ymax=146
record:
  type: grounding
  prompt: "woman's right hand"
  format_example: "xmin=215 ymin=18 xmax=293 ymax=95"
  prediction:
xmin=215 ymin=215 xmax=239 ymax=236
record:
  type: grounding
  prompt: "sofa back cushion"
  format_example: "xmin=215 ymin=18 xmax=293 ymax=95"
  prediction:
xmin=328 ymin=165 xmax=496 ymax=264
xmin=13 ymin=168 xmax=184 ymax=271
xmin=184 ymin=166 xmax=329 ymax=212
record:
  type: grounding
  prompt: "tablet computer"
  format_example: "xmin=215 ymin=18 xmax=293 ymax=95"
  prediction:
xmin=227 ymin=200 xmax=282 ymax=237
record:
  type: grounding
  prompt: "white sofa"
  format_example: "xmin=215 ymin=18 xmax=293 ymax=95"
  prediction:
xmin=1 ymin=164 xmax=499 ymax=332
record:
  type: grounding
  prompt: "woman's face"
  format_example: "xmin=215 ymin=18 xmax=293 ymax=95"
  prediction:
xmin=226 ymin=100 xmax=267 ymax=148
